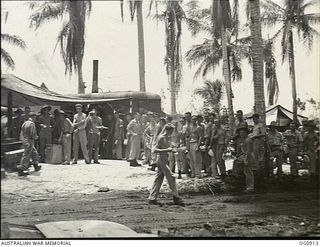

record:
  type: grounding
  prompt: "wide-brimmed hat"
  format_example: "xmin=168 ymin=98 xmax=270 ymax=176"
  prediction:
xmin=269 ymin=121 xmax=277 ymax=127
xmin=29 ymin=112 xmax=37 ymax=117
xmin=89 ymin=109 xmax=97 ymax=114
xmin=75 ymin=104 xmax=82 ymax=108
xmin=58 ymin=110 xmax=66 ymax=115
xmin=164 ymin=123 xmax=174 ymax=130
xmin=147 ymin=111 xmax=153 ymax=115
xmin=41 ymin=105 xmax=52 ymax=111
xmin=14 ymin=108 xmax=23 ymax=114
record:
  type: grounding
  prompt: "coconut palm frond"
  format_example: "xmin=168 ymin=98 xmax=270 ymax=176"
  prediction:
xmin=1 ymin=48 xmax=15 ymax=69
xmin=29 ymin=1 xmax=65 ymax=30
xmin=195 ymin=79 xmax=223 ymax=112
xmin=1 ymin=33 xmax=27 ymax=49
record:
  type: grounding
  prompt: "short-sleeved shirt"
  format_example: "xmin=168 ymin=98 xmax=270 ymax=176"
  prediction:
xmin=73 ymin=112 xmax=87 ymax=131
xmin=114 ymin=118 xmax=125 ymax=140
xmin=127 ymin=119 xmax=143 ymax=136
xmin=86 ymin=116 xmax=102 ymax=135
xmin=61 ymin=118 xmax=74 ymax=134
xmin=20 ymin=120 xmax=38 ymax=141
xmin=283 ymin=129 xmax=302 ymax=148
xmin=267 ymin=130 xmax=283 ymax=146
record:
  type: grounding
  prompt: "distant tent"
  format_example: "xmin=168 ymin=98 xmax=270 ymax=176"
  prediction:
xmin=244 ymin=105 xmax=307 ymax=126
xmin=40 ymin=82 xmax=48 ymax=90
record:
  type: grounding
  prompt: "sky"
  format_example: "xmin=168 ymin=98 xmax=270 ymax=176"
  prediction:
xmin=1 ymin=0 xmax=320 ymax=118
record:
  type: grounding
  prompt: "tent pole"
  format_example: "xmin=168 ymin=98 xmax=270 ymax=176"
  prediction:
xmin=7 ymin=92 xmax=13 ymax=138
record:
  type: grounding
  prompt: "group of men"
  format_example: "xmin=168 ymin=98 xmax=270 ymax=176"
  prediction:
xmin=16 ymin=104 xmax=109 ymax=176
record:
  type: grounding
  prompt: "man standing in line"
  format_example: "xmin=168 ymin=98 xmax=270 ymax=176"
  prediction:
xmin=251 ymin=113 xmax=266 ymax=176
xmin=303 ymin=120 xmax=318 ymax=182
xmin=266 ymin=121 xmax=284 ymax=176
xmin=73 ymin=104 xmax=90 ymax=164
xmin=87 ymin=109 xmax=107 ymax=164
xmin=58 ymin=110 xmax=74 ymax=165
xmin=114 ymin=112 xmax=125 ymax=160
xmin=234 ymin=110 xmax=248 ymax=136
xmin=52 ymin=109 xmax=62 ymax=144
xmin=283 ymin=122 xmax=303 ymax=176
xmin=203 ymin=113 xmax=213 ymax=175
xmin=148 ymin=124 xmax=185 ymax=206
xmin=17 ymin=112 xmax=41 ymax=176
xmin=144 ymin=115 xmax=157 ymax=166
xmin=127 ymin=112 xmax=143 ymax=167
xmin=37 ymin=105 xmax=54 ymax=162
xmin=125 ymin=113 xmax=133 ymax=161
xmin=22 ymin=106 xmax=31 ymax=123
xmin=12 ymin=108 xmax=24 ymax=139
xmin=188 ymin=115 xmax=203 ymax=178
xmin=209 ymin=119 xmax=227 ymax=178
xmin=169 ymin=120 xmax=184 ymax=179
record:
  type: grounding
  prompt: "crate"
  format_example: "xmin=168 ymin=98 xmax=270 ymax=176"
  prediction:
xmin=45 ymin=144 xmax=62 ymax=164
xmin=2 ymin=149 xmax=24 ymax=170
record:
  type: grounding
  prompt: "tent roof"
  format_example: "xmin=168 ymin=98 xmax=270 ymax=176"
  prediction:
xmin=244 ymin=104 xmax=307 ymax=126
xmin=1 ymin=74 xmax=159 ymax=107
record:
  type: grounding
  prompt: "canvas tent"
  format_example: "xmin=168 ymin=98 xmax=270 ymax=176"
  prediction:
xmin=244 ymin=104 xmax=308 ymax=126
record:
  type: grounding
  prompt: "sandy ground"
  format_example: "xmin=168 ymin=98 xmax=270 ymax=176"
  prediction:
xmin=1 ymin=159 xmax=319 ymax=238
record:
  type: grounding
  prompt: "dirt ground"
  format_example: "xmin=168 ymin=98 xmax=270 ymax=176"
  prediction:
xmin=1 ymin=160 xmax=319 ymax=238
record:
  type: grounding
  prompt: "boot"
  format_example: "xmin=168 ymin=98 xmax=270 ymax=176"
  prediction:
xmin=173 ymin=196 xmax=185 ymax=206
xmin=178 ymin=170 xmax=182 ymax=179
xmin=130 ymin=160 xmax=138 ymax=167
xmin=134 ymin=159 xmax=142 ymax=166
xmin=33 ymin=164 xmax=42 ymax=172
xmin=148 ymin=163 xmax=156 ymax=171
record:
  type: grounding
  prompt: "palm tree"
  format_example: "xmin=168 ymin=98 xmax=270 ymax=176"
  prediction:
xmin=1 ymin=10 xmax=27 ymax=71
xmin=262 ymin=0 xmax=320 ymax=123
xmin=120 ymin=0 xmax=146 ymax=92
xmin=29 ymin=1 xmax=92 ymax=94
xmin=194 ymin=79 xmax=223 ymax=114
xmin=249 ymin=0 xmax=266 ymax=125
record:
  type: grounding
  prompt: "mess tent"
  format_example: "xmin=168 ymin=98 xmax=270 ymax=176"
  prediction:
xmin=244 ymin=104 xmax=308 ymax=129
xmin=1 ymin=73 xmax=161 ymax=141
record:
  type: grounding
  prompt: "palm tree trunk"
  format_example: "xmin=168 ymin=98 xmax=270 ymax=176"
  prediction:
xmin=136 ymin=1 xmax=146 ymax=92
xmin=288 ymin=30 xmax=298 ymax=124
xmin=78 ymin=60 xmax=85 ymax=94
xmin=170 ymin=53 xmax=176 ymax=114
xmin=221 ymin=23 xmax=235 ymax=133
xmin=249 ymin=0 xmax=266 ymax=125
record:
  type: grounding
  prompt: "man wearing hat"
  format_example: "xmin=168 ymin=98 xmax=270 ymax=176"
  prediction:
xmin=148 ymin=123 xmax=185 ymax=206
xmin=251 ymin=113 xmax=266 ymax=174
xmin=283 ymin=122 xmax=303 ymax=176
xmin=233 ymin=125 xmax=255 ymax=192
xmin=17 ymin=112 xmax=41 ymax=176
xmin=266 ymin=121 xmax=284 ymax=176
xmin=113 ymin=111 xmax=125 ymax=160
xmin=87 ymin=109 xmax=108 ymax=164
xmin=127 ymin=112 xmax=143 ymax=167
xmin=37 ymin=105 xmax=54 ymax=162
xmin=303 ymin=120 xmax=319 ymax=181
xmin=58 ymin=110 xmax=74 ymax=165
xmin=12 ymin=108 xmax=24 ymax=139
xmin=73 ymin=104 xmax=90 ymax=164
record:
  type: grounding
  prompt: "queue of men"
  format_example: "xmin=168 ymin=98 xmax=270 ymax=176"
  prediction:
xmin=13 ymin=104 xmax=319 ymax=195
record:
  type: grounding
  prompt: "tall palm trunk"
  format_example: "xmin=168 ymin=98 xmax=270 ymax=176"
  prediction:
xmin=77 ymin=59 xmax=85 ymax=94
xmin=136 ymin=1 xmax=146 ymax=92
xmin=170 ymin=52 xmax=176 ymax=114
xmin=288 ymin=30 xmax=298 ymax=124
xmin=221 ymin=24 xmax=235 ymax=133
xmin=249 ymin=0 xmax=266 ymax=125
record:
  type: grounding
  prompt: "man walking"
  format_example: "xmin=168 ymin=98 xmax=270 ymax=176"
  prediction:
xmin=114 ymin=112 xmax=125 ymax=160
xmin=17 ymin=112 xmax=41 ymax=176
xmin=37 ymin=105 xmax=54 ymax=162
xmin=58 ymin=110 xmax=74 ymax=165
xmin=266 ymin=121 xmax=284 ymax=176
xmin=73 ymin=104 xmax=90 ymax=164
xmin=127 ymin=112 xmax=143 ymax=167
xmin=148 ymin=124 xmax=185 ymax=206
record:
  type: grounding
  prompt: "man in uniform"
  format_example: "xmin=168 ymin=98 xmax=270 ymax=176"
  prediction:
xmin=127 ymin=112 xmax=143 ymax=167
xmin=251 ymin=113 xmax=266 ymax=175
xmin=169 ymin=120 xmax=184 ymax=179
xmin=303 ymin=120 xmax=319 ymax=181
xmin=266 ymin=121 xmax=284 ymax=176
xmin=37 ymin=105 xmax=54 ymax=162
xmin=12 ymin=108 xmax=24 ymax=139
xmin=114 ymin=112 xmax=125 ymax=160
xmin=58 ymin=110 xmax=74 ymax=165
xmin=73 ymin=104 xmax=90 ymax=164
xmin=17 ymin=112 xmax=41 ymax=176
xmin=87 ymin=109 xmax=107 ymax=164
xmin=209 ymin=118 xmax=227 ymax=178
xmin=203 ymin=113 xmax=213 ymax=174
xmin=283 ymin=122 xmax=303 ymax=176
xmin=144 ymin=115 xmax=157 ymax=166
xmin=22 ymin=106 xmax=31 ymax=122
xmin=188 ymin=115 xmax=203 ymax=178
xmin=148 ymin=124 xmax=185 ymax=206
xmin=124 ymin=113 xmax=133 ymax=161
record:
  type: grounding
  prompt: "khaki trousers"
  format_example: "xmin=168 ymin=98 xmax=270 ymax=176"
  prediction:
xmin=148 ymin=156 xmax=180 ymax=200
xmin=129 ymin=135 xmax=141 ymax=160
xmin=62 ymin=133 xmax=72 ymax=163
xmin=73 ymin=129 xmax=89 ymax=163
xmin=39 ymin=130 xmax=52 ymax=161
xmin=18 ymin=139 xmax=39 ymax=170
xmin=88 ymin=133 xmax=100 ymax=162
xmin=189 ymin=142 xmax=202 ymax=177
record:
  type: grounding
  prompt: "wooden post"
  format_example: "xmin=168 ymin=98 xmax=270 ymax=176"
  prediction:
xmin=92 ymin=60 xmax=99 ymax=93
xmin=7 ymin=91 xmax=13 ymax=138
